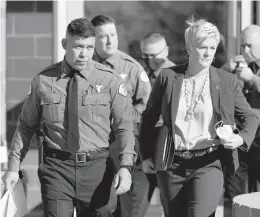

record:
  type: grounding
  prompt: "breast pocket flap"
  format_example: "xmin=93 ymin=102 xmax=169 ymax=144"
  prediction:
xmin=83 ymin=94 xmax=110 ymax=106
xmin=41 ymin=93 xmax=62 ymax=105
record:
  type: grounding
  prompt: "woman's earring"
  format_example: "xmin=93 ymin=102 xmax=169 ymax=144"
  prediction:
xmin=212 ymin=57 xmax=215 ymax=62
xmin=185 ymin=54 xmax=189 ymax=59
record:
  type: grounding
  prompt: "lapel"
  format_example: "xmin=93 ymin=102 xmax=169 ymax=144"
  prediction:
xmin=209 ymin=66 xmax=222 ymax=122
xmin=170 ymin=64 xmax=186 ymax=132
xmin=169 ymin=65 xmax=223 ymax=128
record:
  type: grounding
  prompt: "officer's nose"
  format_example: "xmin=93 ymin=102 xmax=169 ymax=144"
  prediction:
xmin=107 ymin=35 xmax=112 ymax=45
xmin=79 ymin=49 xmax=87 ymax=58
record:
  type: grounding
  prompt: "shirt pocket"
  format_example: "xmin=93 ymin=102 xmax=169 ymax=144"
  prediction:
xmin=82 ymin=94 xmax=111 ymax=122
xmin=41 ymin=93 xmax=64 ymax=123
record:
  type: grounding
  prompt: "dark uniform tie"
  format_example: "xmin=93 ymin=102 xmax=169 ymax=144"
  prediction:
xmin=67 ymin=72 xmax=80 ymax=152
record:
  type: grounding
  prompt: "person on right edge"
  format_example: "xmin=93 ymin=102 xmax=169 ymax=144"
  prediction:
xmin=221 ymin=24 xmax=260 ymax=215
xmin=139 ymin=17 xmax=258 ymax=217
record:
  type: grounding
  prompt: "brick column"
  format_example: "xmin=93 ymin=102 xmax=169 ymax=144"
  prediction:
xmin=227 ymin=0 xmax=239 ymax=59
xmin=53 ymin=0 xmax=84 ymax=63
xmin=0 ymin=0 xmax=7 ymax=170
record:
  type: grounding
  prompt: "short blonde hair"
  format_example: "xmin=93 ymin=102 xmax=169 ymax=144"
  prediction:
xmin=185 ymin=16 xmax=220 ymax=51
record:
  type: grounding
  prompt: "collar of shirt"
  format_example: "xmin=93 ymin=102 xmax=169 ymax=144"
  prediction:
xmin=94 ymin=51 xmax=120 ymax=69
xmin=60 ymin=56 xmax=94 ymax=80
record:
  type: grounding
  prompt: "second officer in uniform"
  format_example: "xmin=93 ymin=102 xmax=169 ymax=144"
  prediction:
xmin=91 ymin=15 xmax=152 ymax=217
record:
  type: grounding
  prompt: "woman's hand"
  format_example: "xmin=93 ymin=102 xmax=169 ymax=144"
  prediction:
xmin=221 ymin=134 xmax=244 ymax=149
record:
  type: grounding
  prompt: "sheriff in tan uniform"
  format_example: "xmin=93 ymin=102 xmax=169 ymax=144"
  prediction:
xmin=4 ymin=17 xmax=136 ymax=217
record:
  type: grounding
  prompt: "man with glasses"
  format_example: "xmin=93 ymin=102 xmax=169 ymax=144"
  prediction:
xmin=91 ymin=15 xmax=152 ymax=217
xmin=139 ymin=32 xmax=175 ymax=217
xmin=140 ymin=32 xmax=175 ymax=88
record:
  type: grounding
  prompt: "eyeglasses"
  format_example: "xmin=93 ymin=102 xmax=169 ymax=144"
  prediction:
xmin=142 ymin=46 xmax=167 ymax=59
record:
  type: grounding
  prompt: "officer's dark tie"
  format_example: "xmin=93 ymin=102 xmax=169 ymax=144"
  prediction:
xmin=67 ymin=71 xmax=80 ymax=152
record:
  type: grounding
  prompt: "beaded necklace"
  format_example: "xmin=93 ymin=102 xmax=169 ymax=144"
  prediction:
xmin=184 ymin=70 xmax=209 ymax=122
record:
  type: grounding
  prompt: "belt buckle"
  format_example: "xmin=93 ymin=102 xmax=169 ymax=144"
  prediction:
xmin=76 ymin=153 xmax=87 ymax=163
xmin=182 ymin=151 xmax=192 ymax=160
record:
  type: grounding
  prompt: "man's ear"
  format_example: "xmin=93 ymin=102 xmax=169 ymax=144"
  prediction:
xmin=61 ymin=38 xmax=67 ymax=50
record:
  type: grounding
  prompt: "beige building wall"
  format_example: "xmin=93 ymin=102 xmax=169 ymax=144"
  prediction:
xmin=5 ymin=1 xmax=53 ymax=211
xmin=0 ymin=0 xmax=7 ymax=178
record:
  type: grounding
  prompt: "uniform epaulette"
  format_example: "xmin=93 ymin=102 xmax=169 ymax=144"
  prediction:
xmin=39 ymin=63 xmax=58 ymax=74
xmin=93 ymin=61 xmax=115 ymax=74
xmin=118 ymin=50 xmax=143 ymax=68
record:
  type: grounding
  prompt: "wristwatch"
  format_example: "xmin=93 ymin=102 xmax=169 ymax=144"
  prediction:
xmin=120 ymin=165 xmax=133 ymax=174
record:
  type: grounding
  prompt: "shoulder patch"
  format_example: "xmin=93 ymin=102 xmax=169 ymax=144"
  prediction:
xmin=118 ymin=50 xmax=144 ymax=68
xmin=40 ymin=63 xmax=57 ymax=74
xmin=140 ymin=71 xmax=149 ymax=82
xmin=118 ymin=83 xmax=128 ymax=97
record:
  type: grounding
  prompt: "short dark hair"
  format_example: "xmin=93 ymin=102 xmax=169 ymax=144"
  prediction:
xmin=91 ymin=15 xmax=116 ymax=27
xmin=142 ymin=32 xmax=166 ymax=43
xmin=66 ymin=17 xmax=95 ymax=38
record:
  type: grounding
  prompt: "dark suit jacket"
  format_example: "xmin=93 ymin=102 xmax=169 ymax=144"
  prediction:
xmin=139 ymin=64 xmax=258 ymax=174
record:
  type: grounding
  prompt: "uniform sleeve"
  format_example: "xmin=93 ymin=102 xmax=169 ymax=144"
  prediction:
xmin=132 ymin=66 xmax=152 ymax=123
xmin=233 ymin=74 xmax=258 ymax=150
xmin=8 ymin=77 xmax=42 ymax=172
xmin=139 ymin=72 xmax=164 ymax=160
xmin=110 ymin=78 xmax=136 ymax=166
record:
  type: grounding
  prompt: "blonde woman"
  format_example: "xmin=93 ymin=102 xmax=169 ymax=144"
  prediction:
xmin=139 ymin=17 xmax=258 ymax=217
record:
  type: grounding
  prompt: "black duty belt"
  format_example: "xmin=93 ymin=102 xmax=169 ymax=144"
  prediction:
xmin=174 ymin=145 xmax=220 ymax=160
xmin=44 ymin=147 xmax=109 ymax=163
xmin=173 ymin=146 xmax=221 ymax=169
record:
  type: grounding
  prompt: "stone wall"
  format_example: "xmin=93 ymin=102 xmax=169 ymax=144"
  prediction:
xmin=5 ymin=1 xmax=53 ymax=211
xmin=6 ymin=1 xmax=53 ymax=148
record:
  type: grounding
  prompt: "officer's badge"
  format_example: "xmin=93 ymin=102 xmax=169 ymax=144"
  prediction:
xmin=120 ymin=73 xmax=128 ymax=81
xmin=140 ymin=71 xmax=149 ymax=82
xmin=118 ymin=83 xmax=128 ymax=96
xmin=27 ymin=83 xmax=32 ymax=96
xmin=95 ymin=84 xmax=103 ymax=93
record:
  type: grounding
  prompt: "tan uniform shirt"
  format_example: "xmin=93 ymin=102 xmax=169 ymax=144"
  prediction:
xmin=94 ymin=50 xmax=151 ymax=125
xmin=8 ymin=59 xmax=136 ymax=172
